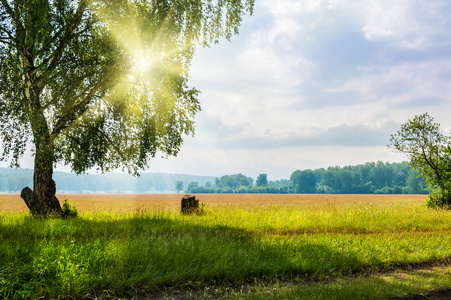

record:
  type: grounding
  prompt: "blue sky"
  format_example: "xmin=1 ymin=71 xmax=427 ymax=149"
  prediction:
xmin=6 ymin=0 xmax=451 ymax=180
xmin=147 ymin=0 xmax=451 ymax=180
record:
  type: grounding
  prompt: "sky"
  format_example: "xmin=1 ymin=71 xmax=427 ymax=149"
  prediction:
xmin=6 ymin=0 xmax=451 ymax=180
xmin=145 ymin=0 xmax=451 ymax=180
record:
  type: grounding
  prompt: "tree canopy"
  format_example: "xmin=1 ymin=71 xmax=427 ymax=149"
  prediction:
xmin=256 ymin=173 xmax=267 ymax=187
xmin=291 ymin=169 xmax=316 ymax=193
xmin=0 ymin=0 xmax=254 ymax=216
xmin=175 ymin=180 xmax=183 ymax=193
xmin=389 ymin=113 xmax=451 ymax=208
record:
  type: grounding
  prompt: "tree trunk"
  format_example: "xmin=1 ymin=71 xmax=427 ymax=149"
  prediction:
xmin=21 ymin=148 xmax=62 ymax=217
xmin=21 ymin=115 xmax=62 ymax=217
xmin=18 ymin=43 xmax=62 ymax=217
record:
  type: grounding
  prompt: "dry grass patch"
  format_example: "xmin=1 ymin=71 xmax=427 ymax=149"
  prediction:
xmin=0 ymin=193 xmax=429 ymax=213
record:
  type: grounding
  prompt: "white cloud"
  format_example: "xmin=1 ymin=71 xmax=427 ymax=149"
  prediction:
xmin=189 ymin=0 xmax=451 ymax=165
xmin=236 ymin=31 xmax=314 ymax=91
xmin=363 ymin=0 xmax=451 ymax=49
xmin=195 ymin=123 xmax=396 ymax=150
xmin=191 ymin=0 xmax=451 ymax=176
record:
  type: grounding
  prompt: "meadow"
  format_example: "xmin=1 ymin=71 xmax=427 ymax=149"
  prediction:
xmin=1 ymin=193 xmax=451 ymax=299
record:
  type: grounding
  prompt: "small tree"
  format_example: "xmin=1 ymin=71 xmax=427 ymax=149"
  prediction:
xmin=186 ymin=181 xmax=198 ymax=192
xmin=389 ymin=113 xmax=451 ymax=208
xmin=175 ymin=181 xmax=184 ymax=194
xmin=290 ymin=170 xmax=316 ymax=193
xmin=239 ymin=177 xmax=250 ymax=186
xmin=256 ymin=173 xmax=267 ymax=187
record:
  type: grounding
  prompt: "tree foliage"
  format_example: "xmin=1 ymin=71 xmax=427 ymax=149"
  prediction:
xmin=0 ymin=0 xmax=254 ymax=172
xmin=389 ymin=113 xmax=451 ymax=208
xmin=184 ymin=162 xmax=425 ymax=195
xmin=215 ymin=173 xmax=253 ymax=189
xmin=175 ymin=180 xmax=183 ymax=193
xmin=256 ymin=173 xmax=267 ymax=187
xmin=291 ymin=169 xmax=316 ymax=193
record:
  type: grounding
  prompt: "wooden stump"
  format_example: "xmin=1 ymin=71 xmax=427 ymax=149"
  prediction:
xmin=181 ymin=194 xmax=199 ymax=214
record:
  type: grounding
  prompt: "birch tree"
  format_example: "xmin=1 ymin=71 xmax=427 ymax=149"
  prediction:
xmin=0 ymin=0 xmax=254 ymax=216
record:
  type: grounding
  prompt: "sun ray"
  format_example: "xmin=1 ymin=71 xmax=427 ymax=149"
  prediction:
xmin=91 ymin=0 xmax=194 ymax=83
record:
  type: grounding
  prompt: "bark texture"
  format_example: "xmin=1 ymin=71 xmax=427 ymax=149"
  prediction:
xmin=21 ymin=168 xmax=62 ymax=217
xmin=181 ymin=194 xmax=199 ymax=214
xmin=20 ymin=126 xmax=62 ymax=217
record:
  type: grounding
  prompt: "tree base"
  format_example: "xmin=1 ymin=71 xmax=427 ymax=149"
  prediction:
xmin=21 ymin=186 xmax=63 ymax=217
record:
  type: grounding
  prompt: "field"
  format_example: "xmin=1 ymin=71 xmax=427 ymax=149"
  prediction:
xmin=1 ymin=194 xmax=451 ymax=299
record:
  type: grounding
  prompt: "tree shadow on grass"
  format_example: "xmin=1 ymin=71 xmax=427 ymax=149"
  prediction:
xmin=0 ymin=213 xmax=363 ymax=298
xmin=280 ymin=268 xmax=451 ymax=300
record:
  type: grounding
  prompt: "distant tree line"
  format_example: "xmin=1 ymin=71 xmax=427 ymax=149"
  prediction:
xmin=184 ymin=173 xmax=291 ymax=194
xmin=185 ymin=161 xmax=428 ymax=194
xmin=0 ymin=161 xmax=428 ymax=194
xmin=0 ymin=168 xmax=214 ymax=193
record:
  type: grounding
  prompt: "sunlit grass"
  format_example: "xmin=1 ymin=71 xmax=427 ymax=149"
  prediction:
xmin=1 ymin=194 xmax=450 ymax=299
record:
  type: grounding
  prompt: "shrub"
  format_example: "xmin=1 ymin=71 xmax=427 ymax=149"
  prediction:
xmin=426 ymin=190 xmax=451 ymax=209
xmin=197 ymin=202 xmax=207 ymax=216
xmin=61 ymin=199 xmax=78 ymax=219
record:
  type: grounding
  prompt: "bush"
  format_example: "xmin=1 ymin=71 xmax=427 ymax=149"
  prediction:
xmin=61 ymin=199 xmax=78 ymax=219
xmin=197 ymin=202 xmax=207 ymax=215
xmin=426 ymin=190 xmax=451 ymax=209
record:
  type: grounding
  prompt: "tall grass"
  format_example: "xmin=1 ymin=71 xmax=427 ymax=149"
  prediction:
xmin=1 ymin=196 xmax=450 ymax=299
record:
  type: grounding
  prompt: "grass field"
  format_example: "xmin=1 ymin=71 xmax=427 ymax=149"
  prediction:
xmin=1 ymin=193 xmax=451 ymax=299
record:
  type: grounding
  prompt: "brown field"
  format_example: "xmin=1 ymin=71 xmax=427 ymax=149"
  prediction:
xmin=0 ymin=193 xmax=428 ymax=213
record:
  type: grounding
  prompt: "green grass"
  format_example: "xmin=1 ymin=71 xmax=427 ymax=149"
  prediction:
xmin=228 ymin=265 xmax=451 ymax=299
xmin=1 ymin=198 xmax=451 ymax=299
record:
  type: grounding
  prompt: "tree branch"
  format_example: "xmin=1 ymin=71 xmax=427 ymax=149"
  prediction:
xmin=0 ymin=23 xmax=14 ymax=40
xmin=1 ymin=0 xmax=24 ymax=48
xmin=35 ymin=21 xmax=91 ymax=69
xmin=78 ymin=124 xmax=128 ymax=162
xmin=0 ymin=36 xmax=14 ymax=46
xmin=0 ymin=0 xmax=15 ymax=20
xmin=420 ymin=141 xmax=445 ymax=190
xmin=60 ymin=122 xmax=129 ymax=167
xmin=42 ymin=68 xmax=103 ymax=110
xmin=35 ymin=0 xmax=88 ymax=87
xmin=50 ymin=71 xmax=110 ymax=140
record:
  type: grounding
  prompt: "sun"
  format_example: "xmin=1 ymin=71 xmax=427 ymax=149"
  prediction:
xmin=134 ymin=54 xmax=153 ymax=74
xmin=93 ymin=7 xmax=156 ymax=76
xmin=93 ymin=4 xmax=189 ymax=87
